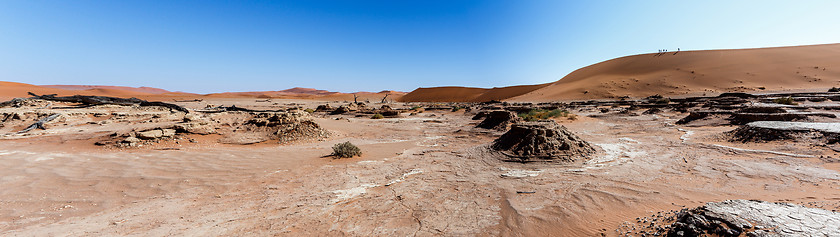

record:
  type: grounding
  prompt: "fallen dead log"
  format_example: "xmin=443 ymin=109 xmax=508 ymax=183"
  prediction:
xmin=27 ymin=92 xmax=189 ymax=113
xmin=18 ymin=113 xmax=61 ymax=134
xmin=193 ymin=105 xmax=285 ymax=113
xmin=173 ymin=99 xmax=203 ymax=102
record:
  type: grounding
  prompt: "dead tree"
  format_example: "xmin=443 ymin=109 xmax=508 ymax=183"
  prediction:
xmin=26 ymin=92 xmax=190 ymax=113
xmin=381 ymin=94 xmax=389 ymax=103
xmin=673 ymin=48 xmax=680 ymax=55
xmin=18 ymin=113 xmax=61 ymax=134
xmin=353 ymin=94 xmax=359 ymax=104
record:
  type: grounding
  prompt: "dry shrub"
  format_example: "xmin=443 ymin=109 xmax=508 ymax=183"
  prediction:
xmin=772 ymin=97 xmax=797 ymax=105
xmin=519 ymin=109 xmax=572 ymax=122
xmin=332 ymin=141 xmax=361 ymax=158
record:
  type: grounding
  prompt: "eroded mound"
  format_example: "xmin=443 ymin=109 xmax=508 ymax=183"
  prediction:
xmin=491 ymin=120 xmax=594 ymax=162
xmin=218 ymin=111 xmax=328 ymax=144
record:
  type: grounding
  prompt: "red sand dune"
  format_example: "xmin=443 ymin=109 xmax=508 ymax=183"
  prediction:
xmin=205 ymin=87 xmax=341 ymax=99
xmin=0 ymin=82 xmax=77 ymax=100
xmin=9 ymin=43 xmax=839 ymax=103
xmin=0 ymin=82 xmax=403 ymax=101
xmin=40 ymin=85 xmax=172 ymax=94
xmin=205 ymin=88 xmax=405 ymax=101
xmin=398 ymin=84 xmax=550 ymax=102
xmin=512 ymin=43 xmax=840 ymax=102
xmin=0 ymin=82 xmax=176 ymax=100
xmin=402 ymin=43 xmax=840 ymax=102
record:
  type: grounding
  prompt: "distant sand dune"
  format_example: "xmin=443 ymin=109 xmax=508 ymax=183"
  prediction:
xmin=6 ymin=43 xmax=840 ymax=102
xmin=399 ymin=84 xmax=550 ymax=102
xmin=0 ymin=82 xmax=404 ymax=102
xmin=512 ymin=43 xmax=840 ymax=102
xmin=40 ymin=85 xmax=172 ymax=94
xmin=402 ymin=43 xmax=840 ymax=102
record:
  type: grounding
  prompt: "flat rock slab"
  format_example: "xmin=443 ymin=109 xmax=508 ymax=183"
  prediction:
xmin=730 ymin=121 xmax=840 ymax=143
xmin=669 ymin=200 xmax=840 ymax=236
xmin=746 ymin=121 xmax=840 ymax=133
xmin=708 ymin=200 xmax=840 ymax=236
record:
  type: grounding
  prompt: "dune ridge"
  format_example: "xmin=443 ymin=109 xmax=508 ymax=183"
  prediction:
xmin=398 ymin=84 xmax=550 ymax=102
xmin=400 ymin=43 xmax=840 ymax=102
xmin=40 ymin=85 xmax=172 ymax=94
xmin=512 ymin=43 xmax=840 ymax=102
xmin=0 ymin=82 xmax=405 ymax=101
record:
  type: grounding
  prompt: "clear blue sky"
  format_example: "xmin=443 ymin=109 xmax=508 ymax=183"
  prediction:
xmin=1 ymin=1 xmax=839 ymax=93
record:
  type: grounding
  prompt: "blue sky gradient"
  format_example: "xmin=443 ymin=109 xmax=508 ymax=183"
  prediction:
xmin=1 ymin=1 xmax=839 ymax=93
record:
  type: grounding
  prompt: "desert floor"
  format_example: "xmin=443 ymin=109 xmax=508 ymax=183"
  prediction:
xmin=2 ymin=98 xmax=840 ymax=236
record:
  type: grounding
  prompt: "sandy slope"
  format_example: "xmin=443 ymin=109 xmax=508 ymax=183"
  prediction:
xmin=0 ymin=82 xmax=168 ymax=100
xmin=397 ymin=44 xmax=840 ymax=102
xmin=0 ymin=82 xmax=404 ymax=102
xmin=39 ymin=85 xmax=172 ymax=94
xmin=399 ymin=84 xmax=549 ymax=102
xmin=0 ymin=82 xmax=77 ymax=100
xmin=204 ymin=89 xmax=405 ymax=102
xmin=512 ymin=43 xmax=840 ymax=101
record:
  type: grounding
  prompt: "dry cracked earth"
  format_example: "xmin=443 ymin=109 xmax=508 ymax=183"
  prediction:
xmin=1 ymin=97 xmax=840 ymax=236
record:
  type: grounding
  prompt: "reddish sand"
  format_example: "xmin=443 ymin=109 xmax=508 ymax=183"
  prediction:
xmin=0 ymin=82 xmax=78 ymax=100
xmin=398 ymin=84 xmax=550 ymax=102
xmin=512 ymin=43 xmax=840 ymax=101
xmin=205 ymin=87 xmax=340 ymax=98
xmin=40 ymin=85 xmax=173 ymax=94
xmin=400 ymin=44 xmax=840 ymax=102
xmin=1 ymin=82 xmax=404 ymax=102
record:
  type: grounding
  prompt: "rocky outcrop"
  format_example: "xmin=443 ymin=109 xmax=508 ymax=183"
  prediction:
xmin=729 ymin=112 xmax=836 ymax=125
xmin=331 ymin=106 xmax=351 ymax=115
xmin=136 ymin=129 xmax=176 ymax=140
xmin=491 ymin=120 xmax=595 ymax=162
xmin=666 ymin=200 xmax=840 ymax=237
xmin=315 ymin=104 xmax=333 ymax=112
xmin=476 ymin=111 xmax=521 ymax=130
xmin=729 ymin=121 xmax=840 ymax=143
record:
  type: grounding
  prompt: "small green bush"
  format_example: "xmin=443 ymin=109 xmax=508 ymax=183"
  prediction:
xmin=331 ymin=142 xmax=361 ymax=158
xmin=410 ymin=106 xmax=422 ymax=110
xmin=772 ymin=97 xmax=797 ymax=105
xmin=371 ymin=113 xmax=384 ymax=119
xmin=518 ymin=109 xmax=571 ymax=122
xmin=451 ymin=106 xmax=463 ymax=112
xmin=304 ymin=108 xmax=315 ymax=113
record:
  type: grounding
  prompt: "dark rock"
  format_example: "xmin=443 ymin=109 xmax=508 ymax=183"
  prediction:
xmin=736 ymin=106 xmax=786 ymax=114
xmin=472 ymin=111 xmax=488 ymax=120
xmin=331 ymin=106 xmax=351 ymax=115
xmin=643 ymin=108 xmax=661 ymax=115
xmin=729 ymin=121 xmax=840 ymax=143
xmin=476 ymin=111 xmax=521 ymax=130
xmin=380 ymin=109 xmax=400 ymax=117
xmin=676 ymin=112 xmax=711 ymax=124
xmin=729 ymin=112 xmax=835 ymax=125
xmin=717 ymin=92 xmax=756 ymax=98
xmin=315 ymin=104 xmax=332 ymax=112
